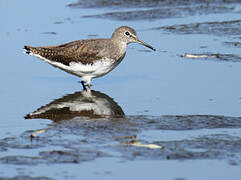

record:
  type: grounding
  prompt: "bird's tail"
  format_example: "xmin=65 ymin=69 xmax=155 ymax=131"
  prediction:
xmin=24 ymin=46 xmax=33 ymax=55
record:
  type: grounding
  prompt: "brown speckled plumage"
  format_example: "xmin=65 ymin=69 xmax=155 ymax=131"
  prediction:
xmin=24 ymin=39 xmax=115 ymax=66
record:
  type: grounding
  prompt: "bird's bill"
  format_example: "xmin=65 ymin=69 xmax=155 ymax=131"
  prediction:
xmin=137 ymin=39 xmax=156 ymax=51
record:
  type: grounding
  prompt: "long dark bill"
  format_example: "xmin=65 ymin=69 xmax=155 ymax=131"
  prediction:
xmin=137 ymin=39 xmax=156 ymax=51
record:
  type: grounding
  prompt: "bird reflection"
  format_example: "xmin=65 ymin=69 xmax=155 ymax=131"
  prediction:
xmin=25 ymin=90 xmax=124 ymax=122
xmin=24 ymin=90 xmax=161 ymax=149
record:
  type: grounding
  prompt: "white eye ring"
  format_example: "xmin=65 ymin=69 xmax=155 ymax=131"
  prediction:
xmin=125 ymin=32 xmax=130 ymax=36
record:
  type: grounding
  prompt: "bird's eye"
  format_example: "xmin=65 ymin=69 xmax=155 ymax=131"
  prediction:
xmin=125 ymin=32 xmax=130 ymax=36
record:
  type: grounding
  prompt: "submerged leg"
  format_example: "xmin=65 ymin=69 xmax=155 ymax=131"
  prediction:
xmin=81 ymin=80 xmax=87 ymax=90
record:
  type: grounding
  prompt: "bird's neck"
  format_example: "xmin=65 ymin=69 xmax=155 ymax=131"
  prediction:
xmin=109 ymin=39 xmax=127 ymax=60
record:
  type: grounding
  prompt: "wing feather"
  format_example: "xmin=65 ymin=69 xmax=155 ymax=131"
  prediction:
xmin=24 ymin=39 xmax=108 ymax=66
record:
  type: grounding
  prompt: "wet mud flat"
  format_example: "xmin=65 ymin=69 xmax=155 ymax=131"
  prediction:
xmin=1 ymin=90 xmax=241 ymax=179
xmin=1 ymin=114 xmax=241 ymax=179
xmin=2 ymin=0 xmax=241 ymax=179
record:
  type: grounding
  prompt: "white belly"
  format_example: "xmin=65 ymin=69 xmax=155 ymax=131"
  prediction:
xmin=31 ymin=53 xmax=122 ymax=83
xmin=68 ymin=58 xmax=119 ymax=78
xmin=38 ymin=55 xmax=119 ymax=77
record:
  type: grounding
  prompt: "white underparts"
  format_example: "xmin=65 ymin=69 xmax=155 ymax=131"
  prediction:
xmin=28 ymin=52 xmax=121 ymax=84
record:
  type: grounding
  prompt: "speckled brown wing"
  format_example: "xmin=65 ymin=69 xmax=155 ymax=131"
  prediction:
xmin=24 ymin=39 xmax=105 ymax=66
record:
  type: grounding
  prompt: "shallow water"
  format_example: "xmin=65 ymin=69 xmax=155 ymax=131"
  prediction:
xmin=1 ymin=0 xmax=241 ymax=179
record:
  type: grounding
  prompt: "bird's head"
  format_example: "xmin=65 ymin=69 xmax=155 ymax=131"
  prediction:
xmin=112 ymin=26 xmax=156 ymax=51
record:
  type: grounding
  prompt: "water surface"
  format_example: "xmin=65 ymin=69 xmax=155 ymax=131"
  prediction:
xmin=1 ymin=0 xmax=241 ymax=179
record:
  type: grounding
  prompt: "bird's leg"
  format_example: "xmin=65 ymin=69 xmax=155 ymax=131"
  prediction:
xmin=81 ymin=80 xmax=87 ymax=90
xmin=86 ymin=78 xmax=92 ymax=90
xmin=87 ymin=83 xmax=91 ymax=90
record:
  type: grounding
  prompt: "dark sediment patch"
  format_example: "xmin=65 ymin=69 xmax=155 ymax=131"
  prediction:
xmin=67 ymin=0 xmax=240 ymax=9
xmin=41 ymin=32 xmax=57 ymax=35
xmin=0 ymin=115 xmax=241 ymax=165
xmin=0 ymin=149 xmax=110 ymax=165
xmin=87 ymin=34 xmax=98 ymax=37
xmin=156 ymin=20 xmax=241 ymax=36
xmin=39 ymin=150 xmax=109 ymax=164
xmin=67 ymin=0 xmax=240 ymax=21
xmin=144 ymin=115 xmax=241 ymax=130
xmin=117 ymin=134 xmax=241 ymax=163
xmin=0 ymin=176 xmax=53 ymax=180
xmin=0 ymin=136 xmax=45 ymax=150
xmin=53 ymin=21 xmax=64 ymax=24
xmin=81 ymin=6 xmax=235 ymax=21
xmin=223 ymin=41 xmax=241 ymax=48
xmin=0 ymin=156 xmax=45 ymax=165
